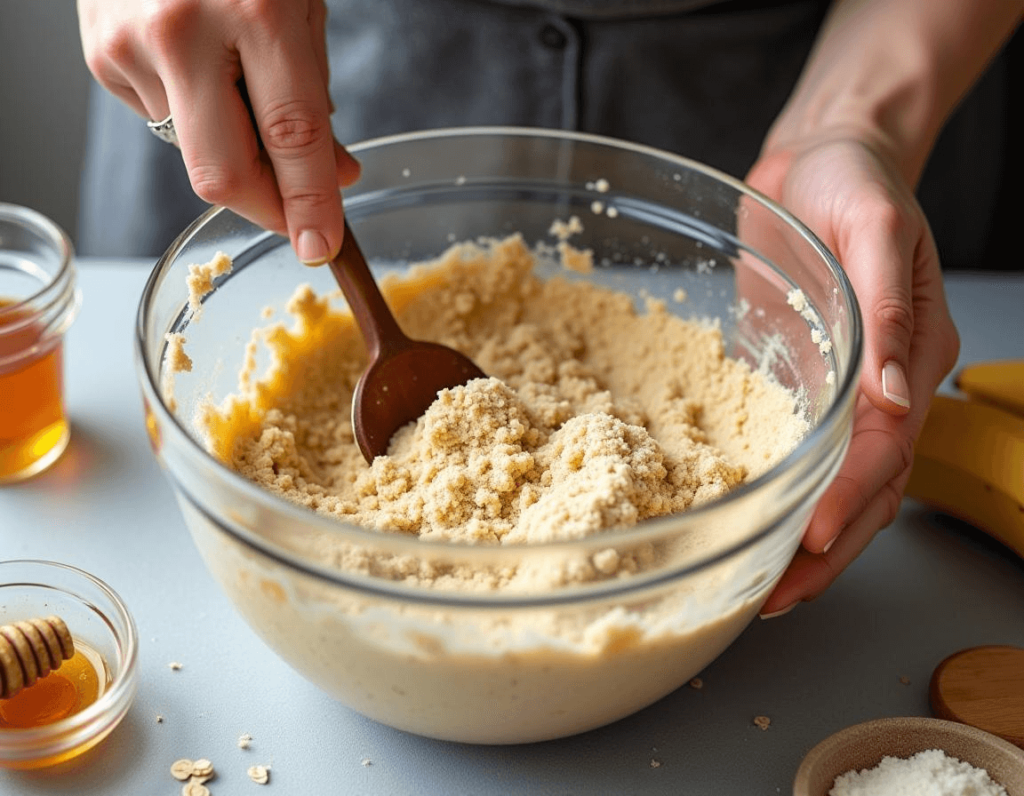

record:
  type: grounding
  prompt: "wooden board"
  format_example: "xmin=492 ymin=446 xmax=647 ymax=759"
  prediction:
xmin=931 ymin=646 xmax=1024 ymax=749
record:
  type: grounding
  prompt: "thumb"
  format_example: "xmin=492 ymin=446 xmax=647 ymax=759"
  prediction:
xmin=843 ymin=203 xmax=917 ymax=415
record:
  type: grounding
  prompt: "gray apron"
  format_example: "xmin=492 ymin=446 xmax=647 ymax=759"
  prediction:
xmin=77 ymin=0 xmax=1016 ymax=270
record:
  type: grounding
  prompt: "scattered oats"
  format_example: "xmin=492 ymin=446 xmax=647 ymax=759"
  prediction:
xmin=590 ymin=200 xmax=605 ymax=215
xmin=247 ymin=765 xmax=271 ymax=785
xmin=361 ymin=757 xmax=373 ymax=767
xmin=753 ymin=715 xmax=771 ymax=731
xmin=900 ymin=675 xmax=911 ymax=685
xmin=818 ymin=338 xmax=833 ymax=354
xmin=606 ymin=206 xmax=619 ymax=218
xmin=168 ymin=661 xmax=183 ymax=670
xmin=811 ymin=329 xmax=823 ymax=344
xmin=238 ymin=733 xmax=253 ymax=749
xmin=181 ymin=782 xmax=210 ymax=796
xmin=594 ymin=178 xmax=610 ymax=193
xmin=650 ymin=758 xmax=662 ymax=769
xmin=825 ymin=370 xmax=836 ymax=386
xmin=170 ymin=759 xmax=195 ymax=781
xmin=673 ymin=288 xmax=688 ymax=303
xmin=191 ymin=759 xmax=215 ymax=778
xmin=689 ymin=677 xmax=703 ymax=689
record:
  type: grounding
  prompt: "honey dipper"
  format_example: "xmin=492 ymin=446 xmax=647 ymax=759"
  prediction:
xmin=0 ymin=616 xmax=75 ymax=700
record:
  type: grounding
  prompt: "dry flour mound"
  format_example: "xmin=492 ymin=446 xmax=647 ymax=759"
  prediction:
xmin=830 ymin=749 xmax=1008 ymax=796
xmin=195 ymin=234 xmax=808 ymax=588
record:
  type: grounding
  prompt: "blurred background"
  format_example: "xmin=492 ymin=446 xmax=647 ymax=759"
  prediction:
xmin=0 ymin=2 xmax=91 ymax=247
xmin=0 ymin=2 xmax=1018 ymax=266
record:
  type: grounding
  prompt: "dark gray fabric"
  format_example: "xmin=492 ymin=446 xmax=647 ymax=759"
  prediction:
xmin=77 ymin=0 xmax=1018 ymax=271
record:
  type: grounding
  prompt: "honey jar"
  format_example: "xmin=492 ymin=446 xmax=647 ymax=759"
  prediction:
xmin=0 ymin=204 xmax=80 ymax=483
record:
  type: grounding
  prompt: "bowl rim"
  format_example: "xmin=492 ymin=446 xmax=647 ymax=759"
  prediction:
xmin=793 ymin=716 xmax=1024 ymax=796
xmin=0 ymin=559 xmax=139 ymax=763
xmin=134 ymin=125 xmax=863 ymax=604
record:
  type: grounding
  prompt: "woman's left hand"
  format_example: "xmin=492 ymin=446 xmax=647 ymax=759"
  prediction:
xmin=746 ymin=133 xmax=960 ymax=616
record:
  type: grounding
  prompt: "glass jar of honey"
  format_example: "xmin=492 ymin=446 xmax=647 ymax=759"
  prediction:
xmin=0 ymin=204 xmax=80 ymax=483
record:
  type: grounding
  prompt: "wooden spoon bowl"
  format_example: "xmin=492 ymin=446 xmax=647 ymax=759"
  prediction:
xmin=329 ymin=222 xmax=486 ymax=462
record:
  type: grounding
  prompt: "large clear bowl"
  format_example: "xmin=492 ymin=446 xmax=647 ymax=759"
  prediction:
xmin=135 ymin=128 xmax=861 ymax=744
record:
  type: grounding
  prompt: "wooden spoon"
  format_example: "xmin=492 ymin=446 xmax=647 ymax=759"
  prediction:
xmin=329 ymin=222 xmax=487 ymax=462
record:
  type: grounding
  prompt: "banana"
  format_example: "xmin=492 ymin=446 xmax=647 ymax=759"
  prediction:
xmin=954 ymin=359 xmax=1024 ymax=418
xmin=904 ymin=394 xmax=1024 ymax=559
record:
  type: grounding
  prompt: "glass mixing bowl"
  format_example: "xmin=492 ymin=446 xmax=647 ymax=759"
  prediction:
xmin=135 ymin=128 xmax=861 ymax=744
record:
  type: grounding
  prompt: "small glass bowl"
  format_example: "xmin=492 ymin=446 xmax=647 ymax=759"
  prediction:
xmin=0 ymin=560 xmax=138 ymax=769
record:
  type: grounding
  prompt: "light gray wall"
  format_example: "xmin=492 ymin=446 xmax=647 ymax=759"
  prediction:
xmin=0 ymin=1 xmax=92 ymax=248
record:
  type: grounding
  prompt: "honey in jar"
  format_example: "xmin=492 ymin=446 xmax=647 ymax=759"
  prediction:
xmin=0 ymin=298 xmax=70 ymax=481
xmin=0 ymin=203 xmax=79 ymax=483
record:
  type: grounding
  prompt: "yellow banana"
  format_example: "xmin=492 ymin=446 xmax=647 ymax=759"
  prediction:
xmin=904 ymin=394 xmax=1024 ymax=559
xmin=954 ymin=359 xmax=1024 ymax=418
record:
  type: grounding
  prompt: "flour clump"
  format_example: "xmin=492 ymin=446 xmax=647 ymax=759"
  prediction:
xmin=830 ymin=749 xmax=1008 ymax=796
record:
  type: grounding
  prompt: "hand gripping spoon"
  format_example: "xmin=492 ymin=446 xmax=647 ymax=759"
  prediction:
xmin=329 ymin=222 xmax=487 ymax=463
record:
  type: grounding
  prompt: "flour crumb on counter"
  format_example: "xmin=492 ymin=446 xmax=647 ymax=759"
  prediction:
xmin=689 ymin=677 xmax=703 ymax=690
xmin=168 ymin=661 xmax=183 ymax=671
xmin=238 ymin=733 xmax=253 ymax=749
xmin=753 ymin=715 xmax=771 ymax=731
xmin=247 ymin=764 xmax=271 ymax=785
xmin=650 ymin=758 xmax=662 ymax=769
xmin=361 ymin=757 xmax=373 ymax=767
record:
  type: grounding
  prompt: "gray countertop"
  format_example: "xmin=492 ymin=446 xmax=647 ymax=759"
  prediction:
xmin=1 ymin=261 xmax=1022 ymax=795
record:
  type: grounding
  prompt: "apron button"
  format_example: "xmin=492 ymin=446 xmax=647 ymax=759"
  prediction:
xmin=539 ymin=24 xmax=568 ymax=49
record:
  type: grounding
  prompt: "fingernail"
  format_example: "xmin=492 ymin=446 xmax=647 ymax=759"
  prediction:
xmin=822 ymin=534 xmax=839 ymax=554
xmin=297 ymin=229 xmax=330 ymax=266
xmin=882 ymin=361 xmax=911 ymax=409
xmin=760 ymin=602 xmax=797 ymax=620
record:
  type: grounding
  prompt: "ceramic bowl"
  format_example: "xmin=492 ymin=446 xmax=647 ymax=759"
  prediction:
xmin=794 ymin=717 xmax=1024 ymax=796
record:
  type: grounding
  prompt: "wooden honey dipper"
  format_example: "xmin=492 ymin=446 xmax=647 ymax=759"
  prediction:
xmin=0 ymin=616 xmax=75 ymax=700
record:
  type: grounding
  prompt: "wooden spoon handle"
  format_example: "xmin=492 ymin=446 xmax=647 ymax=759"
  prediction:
xmin=329 ymin=222 xmax=408 ymax=360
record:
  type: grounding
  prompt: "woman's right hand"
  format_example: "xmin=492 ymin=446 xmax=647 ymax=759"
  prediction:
xmin=77 ymin=0 xmax=360 ymax=264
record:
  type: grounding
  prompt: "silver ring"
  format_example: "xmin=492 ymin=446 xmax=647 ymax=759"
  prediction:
xmin=146 ymin=114 xmax=178 ymax=146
